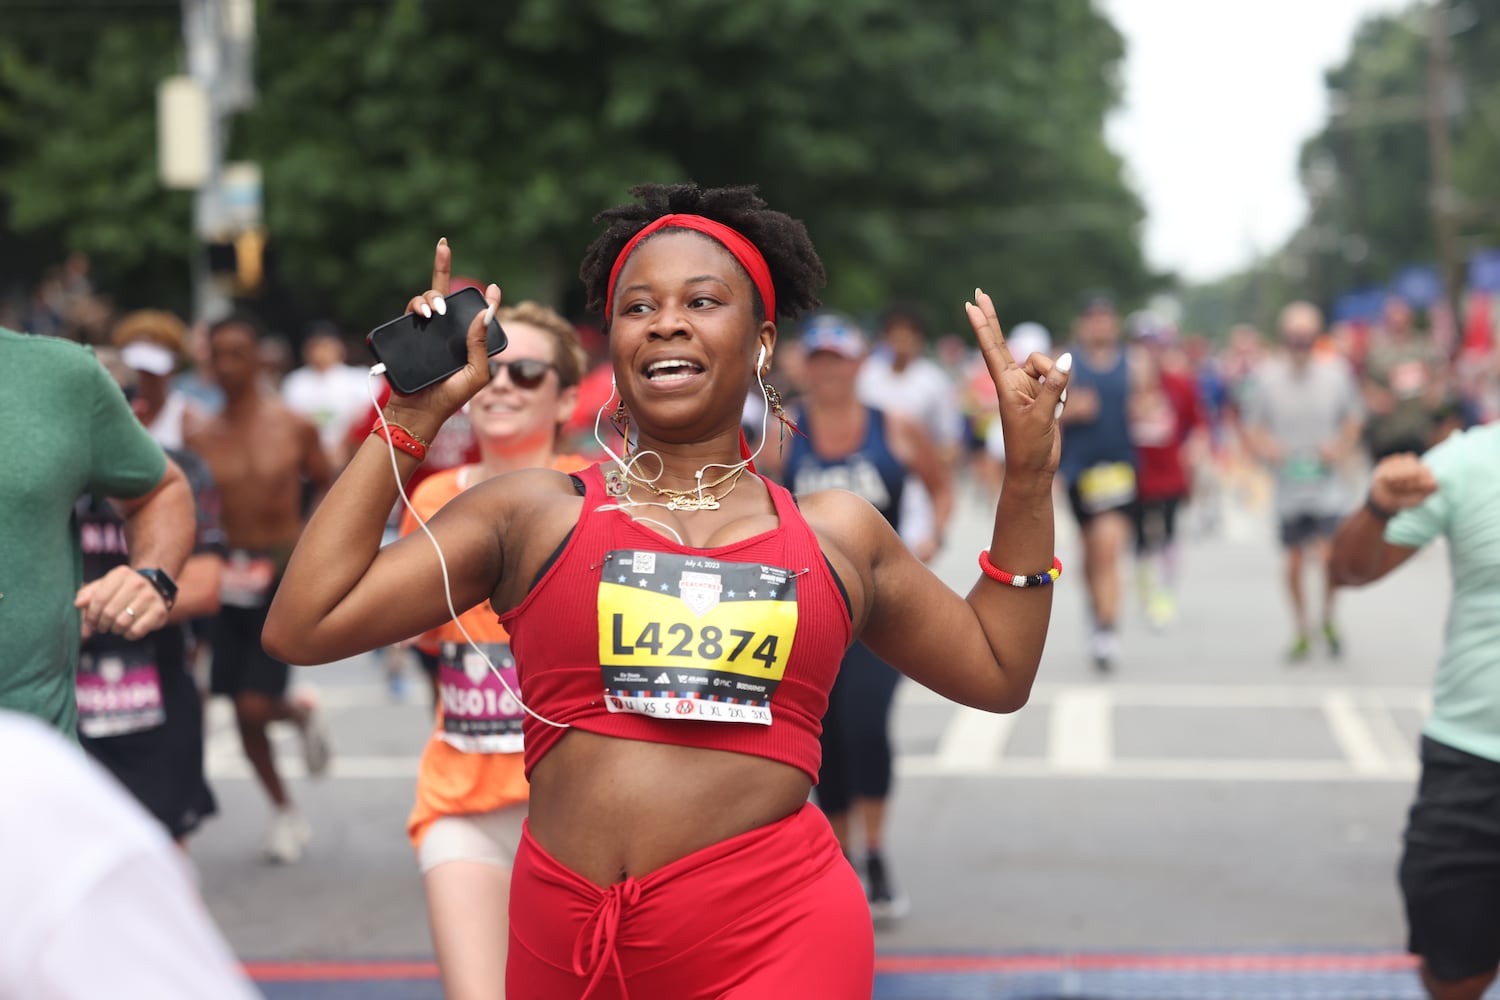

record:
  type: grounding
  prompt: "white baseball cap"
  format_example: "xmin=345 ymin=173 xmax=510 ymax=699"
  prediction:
xmin=1007 ymin=322 xmax=1052 ymax=361
xmin=119 ymin=341 xmax=178 ymax=377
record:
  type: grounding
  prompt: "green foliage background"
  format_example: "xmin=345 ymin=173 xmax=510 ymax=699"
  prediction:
xmin=1 ymin=0 xmax=1157 ymax=342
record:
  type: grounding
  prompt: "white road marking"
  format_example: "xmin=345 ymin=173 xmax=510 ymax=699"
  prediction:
xmin=1322 ymin=691 xmax=1389 ymax=775
xmin=899 ymin=682 xmax=1431 ymax=710
xmin=203 ymin=682 xmax=1432 ymax=784
xmin=935 ymin=707 xmax=1015 ymax=770
xmin=1047 ymin=688 xmax=1112 ymax=773
xmin=897 ymin=756 xmax=1418 ymax=782
xmin=1361 ymin=699 xmax=1421 ymax=773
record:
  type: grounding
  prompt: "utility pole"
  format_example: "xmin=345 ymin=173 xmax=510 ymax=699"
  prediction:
xmin=179 ymin=0 xmax=256 ymax=325
xmin=1426 ymin=0 xmax=1463 ymax=353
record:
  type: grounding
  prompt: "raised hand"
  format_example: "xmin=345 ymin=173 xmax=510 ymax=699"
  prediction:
xmin=387 ymin=239 xmax=502 ymax=434
xmin=1369 ymin=453 xmax=1438 ymax=513
xmin=965 ymin=287 xmax=1071 ymax=476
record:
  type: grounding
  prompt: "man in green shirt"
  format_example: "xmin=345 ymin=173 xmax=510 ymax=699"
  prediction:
xmin=1331 ymin=423 xmax=1500 ymax=1000
xmin=0 ymin=327 xmax=193 ymax=735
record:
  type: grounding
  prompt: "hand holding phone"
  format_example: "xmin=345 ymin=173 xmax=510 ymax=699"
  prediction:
xmin=368 ymin=284 xmax=507 ymax=395
xmin=366 ymin=241 xmax=506 ymax=407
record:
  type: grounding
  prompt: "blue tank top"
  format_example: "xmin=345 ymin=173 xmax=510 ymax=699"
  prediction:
xmin=1059 ymin=349 xmax=1135 ymax=481
xmin=782 ymin=406 xmax=906 ymax=527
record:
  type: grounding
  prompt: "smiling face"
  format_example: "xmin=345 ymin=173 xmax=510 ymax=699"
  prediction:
xmin=469 ymin=321 xmax=577 ymax=448
xmin=608 ymin=230 xmax=775 ymax=442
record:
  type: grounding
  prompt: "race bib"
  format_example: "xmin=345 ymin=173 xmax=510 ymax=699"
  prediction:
xmin=221 ymin=551 xmax=277 ymax=608
xmin=436 ymin=642 xmax=524 ymax=754
xmin=597 ymin=550 xmax=798 ymax=726
xmin=1284 ymin=453 xmax=1328 ymax=483
xmin=1077 ymin=462 xmax=1137 ymax=514
xmin=76 ymin=646 xmax=166 ymax=738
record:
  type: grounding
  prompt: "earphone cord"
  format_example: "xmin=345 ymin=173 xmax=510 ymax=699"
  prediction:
xmin=367 ymin=366 xmax=569 ymax=730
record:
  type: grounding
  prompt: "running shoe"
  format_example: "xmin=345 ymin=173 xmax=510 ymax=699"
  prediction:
xmin=865 ymin=852 xmax=910 ymax=922
xmin=264 ymin=809 xmax=310 ymax=865
xmin=1286 ymin=634 xmax=1311 ymax=664
xmin=1323 ymin=621 xmax=1343 ymax=659
xmin=1146 ymin=590 xmax=1177 ymax=631
xmin=1090 ymin=628 xmax=1119 ymax=673
xmin=294 ymin=689 xmax=333 ymax=778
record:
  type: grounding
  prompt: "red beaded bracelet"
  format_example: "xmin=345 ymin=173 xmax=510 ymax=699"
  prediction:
xmin=978 ymin=551 xmax=1062 ymax=588
xmin=371 ymin=421 xmax=429 ymax=462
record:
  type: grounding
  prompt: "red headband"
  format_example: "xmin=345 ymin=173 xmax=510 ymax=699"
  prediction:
xmin=604 ymin=214 xmax=777 ymax=322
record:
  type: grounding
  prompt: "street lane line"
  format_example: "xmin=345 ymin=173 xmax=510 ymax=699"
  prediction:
xmin=896 ymin=756 xmax=1415 ymax=781
xmin=934 ymin=707 xmax=1014 ymax=771
xmin=1322 ymin=691 xmax=1389 ymax=776
xmin=899 ymin=682 xmax=1431 ymax=708
xmin=213 ymin=749 xmax=1420 ymax=782
xmin=1363 ymin=700 xmax=1421 ymax=773
xmin=1047 ymin=688 xmax=1112 ymax=772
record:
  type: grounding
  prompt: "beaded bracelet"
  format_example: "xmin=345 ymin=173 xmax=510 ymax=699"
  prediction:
xmin=371 ymin=421 xmax=429 ymax=462
xmin=978 ymin=551 xmax=1063 ymax=588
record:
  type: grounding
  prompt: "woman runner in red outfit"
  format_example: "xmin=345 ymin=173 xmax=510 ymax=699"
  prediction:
xmin=264 ymin=183 xmax=1071 ymax=998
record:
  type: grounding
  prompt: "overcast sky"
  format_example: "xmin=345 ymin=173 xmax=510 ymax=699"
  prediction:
xmin=1099 ymin=0 xmax=1407 ymax=283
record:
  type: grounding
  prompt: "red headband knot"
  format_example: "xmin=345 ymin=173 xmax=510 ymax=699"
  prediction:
xmin=604 ymin=214 xmax=776 ymax=323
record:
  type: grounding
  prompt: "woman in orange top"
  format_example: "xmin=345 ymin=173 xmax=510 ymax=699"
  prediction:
xmin=400 ymin=299 xmax=587 ymax=1000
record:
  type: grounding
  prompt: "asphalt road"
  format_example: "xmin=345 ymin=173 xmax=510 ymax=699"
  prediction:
xmin=188 ymin=472 xmax=1463 ymax=996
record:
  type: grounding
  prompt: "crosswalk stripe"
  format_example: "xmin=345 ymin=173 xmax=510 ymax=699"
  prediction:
xmin=1047 ymin=688 xmax=1112 ymax=773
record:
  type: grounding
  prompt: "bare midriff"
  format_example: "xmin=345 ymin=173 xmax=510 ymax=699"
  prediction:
xmin=526 ymin=730 xmax=812 ymax=887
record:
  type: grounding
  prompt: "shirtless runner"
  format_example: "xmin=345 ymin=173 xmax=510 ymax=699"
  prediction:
xmin=187 ymin=313 xmax=334 ymax=863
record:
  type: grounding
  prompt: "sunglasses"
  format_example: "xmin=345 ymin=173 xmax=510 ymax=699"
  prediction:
xmin=486 ymin=358 xmax=556 ymax=389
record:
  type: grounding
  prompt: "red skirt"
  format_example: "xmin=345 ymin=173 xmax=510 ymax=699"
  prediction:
xmin=508 ymin=802 xmax=874 ymax=999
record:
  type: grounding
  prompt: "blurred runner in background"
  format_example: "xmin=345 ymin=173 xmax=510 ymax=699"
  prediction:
xmin=77 ymin=349 xmax=225 ymax=845
xmin=1058 ymin=292 xmax=1138 ymax=671
xmin=1240 ymin=302 xmax=1363 ymax=662
xmin=401 ymin=299 xmax=587 ymax=1000
xmin=769 ymin=314 xmax=949 ymax=921
xmin=187 ymin=313 xmax=334 ymax=864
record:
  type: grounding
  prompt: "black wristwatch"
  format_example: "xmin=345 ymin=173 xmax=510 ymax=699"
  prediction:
xmin=136 ymin=568 xmax=178 ymax=610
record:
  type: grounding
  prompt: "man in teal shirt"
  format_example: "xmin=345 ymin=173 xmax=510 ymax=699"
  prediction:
xmin=1332 ymin=423 xmax=1500 ymax=1000
xmin=0 ymin=327 xmax=193 ymax=735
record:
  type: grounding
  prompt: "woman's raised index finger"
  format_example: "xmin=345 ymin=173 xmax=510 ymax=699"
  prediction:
xmin=970 ymin=287 xmax=1017 ymax=372
xmin=431 ymin=238 xmax=451 ymax=296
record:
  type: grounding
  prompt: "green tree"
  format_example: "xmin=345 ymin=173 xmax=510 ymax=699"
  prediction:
xmin=1 ymin=0 xmax=1154 ymax=342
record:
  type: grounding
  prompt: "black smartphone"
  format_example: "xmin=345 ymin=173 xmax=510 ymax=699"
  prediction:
xmin=366 ymin=285 xmax=507 ymax=395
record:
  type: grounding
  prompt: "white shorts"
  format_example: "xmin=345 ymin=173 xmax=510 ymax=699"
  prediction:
xmin=417 ymin=804 xmax=527 ymax=874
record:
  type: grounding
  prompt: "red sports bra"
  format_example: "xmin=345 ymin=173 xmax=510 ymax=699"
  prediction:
xmin=501 ymin=463 xmax=853 ymax=782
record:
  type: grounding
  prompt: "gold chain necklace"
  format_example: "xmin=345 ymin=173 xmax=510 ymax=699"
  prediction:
xmin=629 ymin=465 xmax=748 ymax=511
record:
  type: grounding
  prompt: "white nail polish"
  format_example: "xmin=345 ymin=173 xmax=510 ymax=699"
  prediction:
xmin=420 ymin=304 xmax=432 ymax=319
xmin=1055 ymin=401 xmax=1065 ymax=420
xmin=433 ymin=295 xmax=446 ymax=316
xmin=1057 ymin=352 xmax=1073 ymax=374
xmin=483 ymin=304 xmax=497 ymax=328
xmin=1061 ymin=388 xmax=1068 ymax=402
